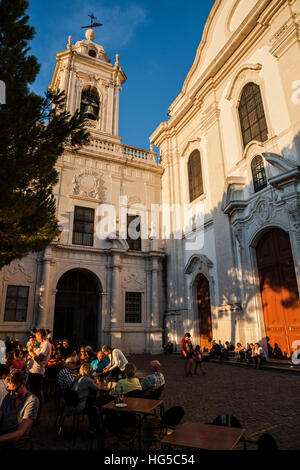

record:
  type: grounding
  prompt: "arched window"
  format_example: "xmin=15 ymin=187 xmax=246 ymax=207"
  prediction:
xmin=251 ymin=155 xmax=267 ymax=192
xmin=238 ymin=83 xmax=268 ymax=148
xmin=80 ymin=86 xmax=100 ymax=120
xmin=88 ymin=49 xmax=97 ymax=58
xmin=188 ymin=150 xmax=203 ymax=202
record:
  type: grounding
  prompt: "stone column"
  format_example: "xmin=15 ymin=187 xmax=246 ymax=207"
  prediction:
xmin=151 ymin=258 xmax=159 ymax=328
xmin=110 ymin=252 xmax=121 ymax=329
xmin=37 ymin=248 xmax=53 ymax=329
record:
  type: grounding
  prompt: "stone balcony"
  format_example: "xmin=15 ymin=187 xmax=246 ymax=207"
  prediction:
xmin=84 ymin=135 xmax=160 ymax=166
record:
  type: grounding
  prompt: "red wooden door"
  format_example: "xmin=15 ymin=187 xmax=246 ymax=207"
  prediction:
xmin=197 ymin=274 xmax=213 ymax=351
xmin=256 ymin=228 xmax=300 ymax=358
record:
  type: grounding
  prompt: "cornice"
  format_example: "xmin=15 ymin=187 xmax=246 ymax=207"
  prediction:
xmin=270 ymin=14 xmax=300 ymax=58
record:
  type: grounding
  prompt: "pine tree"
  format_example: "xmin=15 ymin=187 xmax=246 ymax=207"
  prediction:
xmin=0 ymin=0 xmax=90 ymax=268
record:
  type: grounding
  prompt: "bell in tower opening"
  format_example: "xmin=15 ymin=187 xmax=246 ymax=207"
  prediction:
xmin=80 ymin=86 xmax=100 ymax=120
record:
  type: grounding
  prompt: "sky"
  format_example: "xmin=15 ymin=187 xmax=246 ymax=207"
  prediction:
xmin=27 ymin=0 xmax=215 ymax=150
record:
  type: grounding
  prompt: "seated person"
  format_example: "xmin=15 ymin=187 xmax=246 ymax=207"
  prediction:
xmin=0 ymin=370 xmax=39 ymax=449
xmin=60 ymin=339 xmax=72 ymax=359
xmin=245 ymin=343 xmax=254 ymax=363
xmin=0 ymin=365 xmax=10 ymax=406
xmin=141 ymin=360 xmax=165 ymax=393
xmin=85 ymin=346 xmax=97 ymax=363
xmin=91 ymin=351 xmax=109 ymax=375
xmin=234 ymin=343 xmax=245 ymax=361
xmin=11 ymin=349 xmax=25 ymax=371
xmin=68 ymin=363 xmax=102 ymax=435
xmin=79 ymin=347 xmax=88 ymax=364
xmin=58 ymin=357 xmax=79 ymax=391
xmin=208 ymin=340 xmax=222 ymax=359
xmin=164 ymin=341 xmax=173 ymax=354
xmin=109 ymin=363 xmax=142 ymax=396
xmin=252 ymin=343 xmax=267 ymax=369
xmin=102 ymin=345 xmax=128 ymax=379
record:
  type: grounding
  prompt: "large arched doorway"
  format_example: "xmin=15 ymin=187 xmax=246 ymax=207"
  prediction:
xmin=196 ymin=274 xmax=213 ymax=351
xmin=53 ymin=269 xmax=101 ymax=349
xmin=256 ymin=228 xmax=300 ymax=358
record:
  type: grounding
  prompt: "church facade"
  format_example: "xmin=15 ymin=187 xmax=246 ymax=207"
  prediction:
xmin=151 ymin=0 xmax=300 ymax=357
xmin=0 ymin=0 xmax=300 ymax=358
xmin=0 ymin=28 xmax=164 ymax=354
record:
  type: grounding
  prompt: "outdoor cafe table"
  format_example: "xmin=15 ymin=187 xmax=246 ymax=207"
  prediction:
xmin=101 ymin=397 xmax=163 ymax=450
xmin=161 ymin=422 xmax=246 ymax=451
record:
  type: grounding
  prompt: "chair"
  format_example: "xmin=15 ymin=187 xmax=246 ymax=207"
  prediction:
xmin=56 ymin=406 xmax=90 ymax=445
xmin=103 ymin=410 xmax=139 ymax=450
xmin=208 ymin=414 xmax=247 ymax=450
xmin=142 ymin=405 xmax=185 ymax=448
xmin=245 ymin=433 xmax=278 ymax=451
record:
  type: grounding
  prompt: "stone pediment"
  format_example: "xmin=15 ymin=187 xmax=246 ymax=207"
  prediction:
xmin=222 ymin=176 xmax=247 ymax=214
xmin=181 ymin=0 xmax=263 ymax=97
xmin=184 ymin=254 xmax=213 ymax=275
xmin=181 ymin=138 xmax=202 ymax=157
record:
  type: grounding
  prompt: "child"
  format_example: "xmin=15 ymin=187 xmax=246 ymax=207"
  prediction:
xmin=193 ymin=345 xmax=206 ymax=376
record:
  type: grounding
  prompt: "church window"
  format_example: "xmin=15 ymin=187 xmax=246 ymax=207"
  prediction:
xmin=4 ymin=285 xmax=29 ymax=322
xmin=251 ymin=155 xmax=267 ymax=192
xmin=125 ymin=292 xmax=142 ymax=323
xmin=238 ymin=83 xmax=268 ymax=148
xmin=188 ymin=150 xmax=203 ymax=202
xmin=127 ymin=215 xmax=141 ymax=251
xmin=72 ymin=206 xmax=94 ymax=246
xmin=80 ymin=86 xmax=100 ymax=120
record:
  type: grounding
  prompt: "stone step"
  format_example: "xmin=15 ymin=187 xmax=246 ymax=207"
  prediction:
xmin=207 ymin=357 xmax=300 ymax=375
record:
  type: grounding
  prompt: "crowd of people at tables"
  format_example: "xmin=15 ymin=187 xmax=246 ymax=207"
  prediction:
xmin=0 ymin=329 xmax=165 ymax=447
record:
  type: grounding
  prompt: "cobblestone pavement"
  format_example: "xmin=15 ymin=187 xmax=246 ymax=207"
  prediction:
xmin=31 ymin=354 xmax=300 ymax=450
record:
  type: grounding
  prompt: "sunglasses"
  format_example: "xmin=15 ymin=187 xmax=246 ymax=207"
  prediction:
xmin=6 ymin=383 xmax=22 ymax=395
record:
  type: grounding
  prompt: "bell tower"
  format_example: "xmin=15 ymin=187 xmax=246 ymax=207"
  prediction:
xmin=49 ymin=27 xmax=127 ymax=140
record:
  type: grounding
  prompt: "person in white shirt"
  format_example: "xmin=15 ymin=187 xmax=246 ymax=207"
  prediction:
xmin=252 ymin=342 xmax=267 ymax=369
xmin=27 ymin=329 xmax=51 ymax=421
xmin=102 ymin=345 xmax=128 ymax=379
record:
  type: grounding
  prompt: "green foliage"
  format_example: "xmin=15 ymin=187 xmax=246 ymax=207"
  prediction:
xmin=0 ymin=0 xmax=90 ymax=268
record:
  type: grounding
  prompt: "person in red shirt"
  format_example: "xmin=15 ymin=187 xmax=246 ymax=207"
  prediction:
xmin=180 ymin=332 xmax=194 ymax=377
xmin=11 ymin=350 xmax=25 ymax=372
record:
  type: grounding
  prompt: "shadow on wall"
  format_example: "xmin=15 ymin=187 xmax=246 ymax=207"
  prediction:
xmin=164 ymin=132 xmax=300 ymax=358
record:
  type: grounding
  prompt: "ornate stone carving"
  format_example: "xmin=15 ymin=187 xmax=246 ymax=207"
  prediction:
xmin=127 ymin=196 xmax=142 ymax=206
xmin=233 ymin=225 xmax=243 ymax=248
xmin=286 ymin=199 xmax=300 ymax=232
xmin=122 ymin=270 xmax=145 ymax=289
xmin=256 ymin=200 xmax=271 ymax=222
xmin=3 ymin=262 xmax=34 ymax=283
xmin=72 ymin=169 xmax=106 ymax=201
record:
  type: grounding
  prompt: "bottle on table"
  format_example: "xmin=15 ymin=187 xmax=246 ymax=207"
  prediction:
xmin=119 ymin=386 xmax=124 ymax=404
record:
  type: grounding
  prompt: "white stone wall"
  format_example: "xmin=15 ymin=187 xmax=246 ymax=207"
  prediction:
xmin=151 ymin=0 xmax=300 ymax=351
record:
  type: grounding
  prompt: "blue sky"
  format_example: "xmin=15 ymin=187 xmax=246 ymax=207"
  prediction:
xmin=28 ymin=0 xmax=215 ymax=150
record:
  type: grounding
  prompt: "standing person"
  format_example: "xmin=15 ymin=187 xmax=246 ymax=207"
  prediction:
xmin=102 ymin=345 xmax=128 ymax=379
xmin=27 ymin=329 xmax=51 ymax=423
xmin=180 ymin=332 xmax=194 ymax=377
xmin=193 ymin=345 xmax=206 ymax=376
